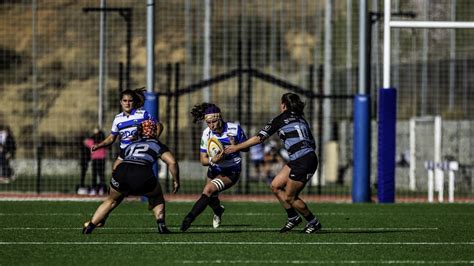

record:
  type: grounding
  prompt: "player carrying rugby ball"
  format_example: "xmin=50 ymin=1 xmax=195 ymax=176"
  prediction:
xmin=180 ymin=103 xmax=247 ymax=232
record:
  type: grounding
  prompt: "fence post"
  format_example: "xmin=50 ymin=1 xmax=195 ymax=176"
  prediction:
xmin=36 ymin=145 xmax=44 ymax=194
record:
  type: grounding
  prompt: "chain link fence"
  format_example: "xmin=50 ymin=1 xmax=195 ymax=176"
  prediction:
xmin=0 ymin=0 xmax=472 ymax=201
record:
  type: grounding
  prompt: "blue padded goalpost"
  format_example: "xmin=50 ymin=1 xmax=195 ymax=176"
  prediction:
xmin=377 ymin=0 xmax=474 ymax=203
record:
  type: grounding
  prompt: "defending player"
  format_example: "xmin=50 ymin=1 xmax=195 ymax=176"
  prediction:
xmin=82 ymin=120 xmax=180 ymax=234
xmin=225 ymin=93 xmax=322 ymax=234
xmin=180 ymin=103 xmax=247 ymax=232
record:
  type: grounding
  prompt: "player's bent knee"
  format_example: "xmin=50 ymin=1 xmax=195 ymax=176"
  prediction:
xmin=284 ymin=195 xmax=296 ymax=205
xmin=270 ymin=185 xmax=280 ymax=194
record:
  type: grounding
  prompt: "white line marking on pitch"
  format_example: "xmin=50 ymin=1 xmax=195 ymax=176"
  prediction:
xmin=1 ymin=212 xmax=471 ymax=216
xmin=177 ymin=260 xmax=474 ymax=264
xmin=0 ymin=241 xmax=472 ymax=245
xmin=0 ymin=227 xmax=440 ymax=231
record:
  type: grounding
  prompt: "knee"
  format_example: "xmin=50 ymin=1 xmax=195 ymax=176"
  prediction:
xmin=148 ymin=197 xmax=165 ymax=210
xmin=270 ymin=185 xmax=279 ymax=195
xmin=202 ymin=185 xmax=215 ymax=197
xmin=284 ymin=195 xmax=296 ymax=205
xmin=106 ymin=198 xmax=119 ymax=208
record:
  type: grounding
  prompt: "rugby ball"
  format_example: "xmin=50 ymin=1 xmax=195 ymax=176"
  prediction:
xmin=207 ymin=137 xmax=224 ymax=158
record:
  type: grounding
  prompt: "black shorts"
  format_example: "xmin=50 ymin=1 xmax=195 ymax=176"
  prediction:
xmin=287 ymin=152 xmax=318 ymax=183
xmin=207 ymin=166 xmax=241 ymax=184
xmin=111 ymin=162 xmax=157 ymax=196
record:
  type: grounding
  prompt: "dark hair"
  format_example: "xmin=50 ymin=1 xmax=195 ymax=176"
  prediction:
xmin=281 ymin=93 xmax=305 ymax=116
xmin=120 ymin=87 xmax=146 ymax=109
xmin=92 ymin=130 xmax=105 ymax=143
xmin=190 ymin=102 xmax=221 ymax=123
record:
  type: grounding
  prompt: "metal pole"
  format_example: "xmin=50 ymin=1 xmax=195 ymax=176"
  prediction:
xmin=165 ymin=63 xmax=172 ymax=193
xmin=449 ymin=0 xmax=457 ymax=110
xmin=98 ymin=0 xmax=107 ymax=129
xmin=390 ymin=20 xmax=474 ymax=28
xmin=147 ymin=0 xmax=155 ymax=93
xmin=32 ymin=0 xmax=38 ymax=158
xmin=203 ymin=0 xmax=211 ymax=102
xmin=421 ymin=0 xmax=429 ymax=115
xmin=174 ymin=63 xmax=180 ymax=160
xmin=237 ymin=15 xmax=243 ymax=124
xmin=382 ymin=0 xmax=391 ymax=88
xmin=346 ymin=0 xmax=353 ymax=105
xmin=323 ymin=0 xmax=333 ymax=153
xmin=125 ymin=11 xmax=132 ymax=90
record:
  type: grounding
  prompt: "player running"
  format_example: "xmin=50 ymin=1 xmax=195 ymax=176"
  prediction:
xmin=180 ymin=103 xmax=247 ymax=232
xmin=82 ymin=120 xmax=180 ymax=234
xmin=225 ymin=93 xmax=322 ymax=234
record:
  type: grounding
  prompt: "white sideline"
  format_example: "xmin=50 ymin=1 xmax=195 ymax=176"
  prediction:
xmin=0 ymin=211 xmax=472 ymax=216
xmin=179 ymin=259 xmax=473 ymax=264
xmin=0 ymin=241 xmax=472 ymax=245
xmin=1 ymin=227 xmax=440 ymax=231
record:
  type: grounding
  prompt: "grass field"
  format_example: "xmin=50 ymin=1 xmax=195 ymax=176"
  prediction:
xmin=0 ymin=201 xmax=473 ymax=265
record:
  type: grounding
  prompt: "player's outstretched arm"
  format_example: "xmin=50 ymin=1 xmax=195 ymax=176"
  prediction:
xmin=91 ymin=134 xmax=117 ymax=151
xmin=225 ymin=136 xmax=262 ymax=154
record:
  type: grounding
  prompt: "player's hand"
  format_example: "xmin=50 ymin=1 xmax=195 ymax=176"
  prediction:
xmin=211 ymin=150 xmax=224 ymax=163
xmin=173 ymin=180 xmax=180 ymax=194
xmin=91 ymin=145 xmax=98 ymax=152
xmin=224 ymin=145 xmax=238 ymax=154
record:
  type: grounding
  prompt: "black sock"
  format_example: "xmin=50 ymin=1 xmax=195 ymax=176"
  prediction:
xmin=188 ymin=194 xmax=210 ymax=219
xmin=156 ymin=219 xmax=165 ymax=225
xmin=285 ymin=208 xmax=299 ymax=220
xmin=209 ymin=195 xmax=223 ymax=214
xmin=303 ymin=213 xmax=316 ymax=223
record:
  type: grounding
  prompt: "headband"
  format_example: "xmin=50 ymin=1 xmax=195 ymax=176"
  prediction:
xmin=204 ymin=113 xmax=221 ymax=121
xmin=203 ymin=105 xmax=221 ymax=121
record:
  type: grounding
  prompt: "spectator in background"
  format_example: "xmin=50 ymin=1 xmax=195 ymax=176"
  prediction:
xmin=0 ymin=125 xmax=16 ymax=183
xmin=249 ymin=142 xmax=264 ymax=181
xmin=77 ymin=131 xmax=91 ymax=195
xmin=83 ymin=127 xmax=107 ymax=196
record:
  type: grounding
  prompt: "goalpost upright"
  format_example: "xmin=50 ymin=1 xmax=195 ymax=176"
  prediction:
xmin=379 ymin=0 xmax=474 ymax=203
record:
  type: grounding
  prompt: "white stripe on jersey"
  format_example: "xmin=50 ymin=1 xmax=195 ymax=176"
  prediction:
xmin=200 ymin=122 xmax=245 ymax=168
xmin=111 ymin=109 xmax=152 ymax=149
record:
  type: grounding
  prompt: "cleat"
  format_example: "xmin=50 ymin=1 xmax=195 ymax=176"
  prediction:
xmin=303 ymin=220 xmax=322 ymax=234
xmin=157 ymin=223 xmax=171 ymax=234
xmin=82 ymin=221 xmax=96 ymax=234
xmin=212 ymin=205 xmax=225 ymax=229
xmin=180 ymin=216 xmax=194 ymax=232
xmin=279 ymin=216 xmax=302 ymax=233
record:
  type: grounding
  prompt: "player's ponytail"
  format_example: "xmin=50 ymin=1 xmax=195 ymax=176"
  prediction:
xmin=132 ymin=87 xmax=146 ymax=109
xmin=281 ymin=93 xmax=305 ymax=116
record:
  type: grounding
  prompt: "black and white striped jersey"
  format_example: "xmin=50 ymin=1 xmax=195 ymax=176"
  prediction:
xmin=122 ymin=138 xmax=168 ymax=165
xmin=257 ymin=111 xmax=316 ymax=162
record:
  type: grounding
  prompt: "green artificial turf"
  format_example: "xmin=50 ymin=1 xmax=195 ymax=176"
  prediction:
xmin=0 ymin=201 xmax=473 ymax=265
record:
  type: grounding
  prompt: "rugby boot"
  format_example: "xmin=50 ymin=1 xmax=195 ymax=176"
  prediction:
xmin=82 ymin=221 xmax=96 ymax=234
xmin=302 ymin=220 xmax=322 ymax=234
xmin=279 ymin=216 xmax=302 ymax=233
xmin=212 ymin=205 xmax=225 ymax=228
